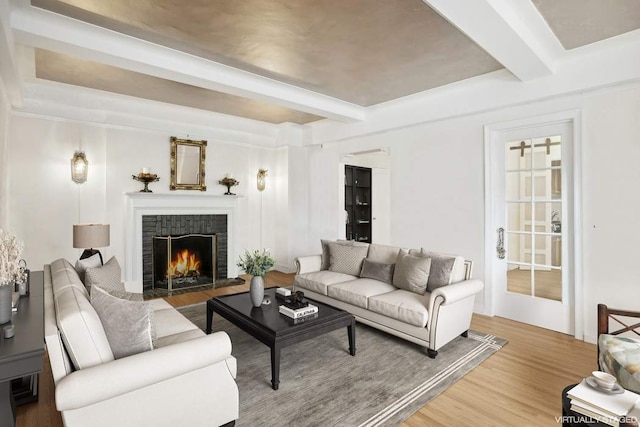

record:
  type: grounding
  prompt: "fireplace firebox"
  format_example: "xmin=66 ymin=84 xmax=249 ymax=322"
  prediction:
xmin=152 ymin=234 xmax=217 ymax=291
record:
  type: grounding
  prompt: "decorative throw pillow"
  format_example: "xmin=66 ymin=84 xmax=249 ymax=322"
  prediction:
xmin=328 ymin=243 xmax=369 ymax=276
xmin=321 ymin=239 xmax=369 ymax=270
xmin=74 ymin=253 xmax=102 ymax=283
xmin=92 ymin=287 xmax=144 ymax=302
xmin=420 ymin=249 xmax=456 ymax=291
xmin=360 ymin=259 xmax=395 ymax=284
xmin=392 ymin=250 xmax=432 ymax=295
xmin=84 ymin=256 xmax=123 ymax=293
xmin=90 ymin=285 xmax=155 ymax=359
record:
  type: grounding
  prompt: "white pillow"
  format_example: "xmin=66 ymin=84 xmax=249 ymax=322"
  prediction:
xmin=74 ymin=253 xmax=102 ymax=282
xmin=90 ymin=286 xmax=155 ymax=359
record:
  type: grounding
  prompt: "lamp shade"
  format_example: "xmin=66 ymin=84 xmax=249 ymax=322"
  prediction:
xmin=73 ymin=224 xmax=110 ymax=249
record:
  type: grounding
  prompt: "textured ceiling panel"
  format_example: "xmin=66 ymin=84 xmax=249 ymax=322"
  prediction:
xmin=532 ymin=0 xmax=640 ymax=49
xmin=35 ymin=49 xmax=323 ymax=124
xmin=32 ymin=0 xmax=503 ymax=106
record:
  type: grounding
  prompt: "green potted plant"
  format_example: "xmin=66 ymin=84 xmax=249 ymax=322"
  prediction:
xmin=0 ymin=229 xmax=23 ymax=323
xmin=237 ymin=249 xmax=275 ymax=307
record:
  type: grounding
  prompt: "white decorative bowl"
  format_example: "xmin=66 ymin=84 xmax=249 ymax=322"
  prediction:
xmin=592 ymin=371 xmax=617 ymax=390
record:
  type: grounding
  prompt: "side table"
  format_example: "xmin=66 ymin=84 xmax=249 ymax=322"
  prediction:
xmin=0 ymin=271 xmax=45 ymax=427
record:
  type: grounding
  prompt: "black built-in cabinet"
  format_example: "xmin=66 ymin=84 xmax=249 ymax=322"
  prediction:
xmin=345 ymin=165 xmax=372 ymax=243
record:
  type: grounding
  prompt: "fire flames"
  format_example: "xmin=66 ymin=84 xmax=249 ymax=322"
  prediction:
xmin=166 ymin=249 xmax=201 ymax=279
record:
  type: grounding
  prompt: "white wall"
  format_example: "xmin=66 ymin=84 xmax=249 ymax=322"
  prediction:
xmin=0 ymin=79 xmax=9 ymax=229
xmin=301 ymin=82 xmax=640 ymax=342
xmin=6 ymin=115 xmax=285 ymax=277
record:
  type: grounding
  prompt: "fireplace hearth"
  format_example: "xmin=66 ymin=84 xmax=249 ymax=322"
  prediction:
xmin=152 ymin=234 xmax=217 ymax=291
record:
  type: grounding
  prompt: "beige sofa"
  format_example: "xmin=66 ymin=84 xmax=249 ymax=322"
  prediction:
xmin=44 ymin=258 xmax=239 ymax=427
xmin=294 ymin=243 xmax=483 ymax=358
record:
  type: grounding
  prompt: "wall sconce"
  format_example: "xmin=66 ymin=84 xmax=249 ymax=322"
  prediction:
xmin=257 ymin=169 xmax=267 ymax=191
xmin=71 ymin=151 xmax=88 ymax=184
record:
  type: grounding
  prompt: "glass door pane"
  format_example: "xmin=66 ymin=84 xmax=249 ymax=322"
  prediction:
xmin=505 ymin=135 xmax=562 ymax=300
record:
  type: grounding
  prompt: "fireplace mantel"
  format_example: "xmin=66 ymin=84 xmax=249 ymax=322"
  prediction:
xmin=124 ymin=192 xmax=239 ymax=289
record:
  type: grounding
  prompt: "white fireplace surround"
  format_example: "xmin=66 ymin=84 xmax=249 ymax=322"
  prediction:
xmin=125 ymin=192 xmax=238 ymax=290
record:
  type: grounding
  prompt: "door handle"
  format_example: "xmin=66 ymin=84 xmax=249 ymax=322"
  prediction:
xmin=497 ymin=227 xmax=506 ymax=259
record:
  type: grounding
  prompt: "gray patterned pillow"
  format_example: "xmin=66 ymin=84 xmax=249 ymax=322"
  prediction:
xmin=420 ymin=249 xmax=456 ymax=291
xmin=328 ymin=243 xmax=369 ymax=276
xmin=360 ymin=259 xmax=395 ymax=284
xmin=392 ymin=250 xmax=432 ymax=295
xmin=85 ymin=257 xmax=123 ymax=293
xmin=321 ymin=239 xmax=369 ymax=270
xmin=90 ymin=285 xmax=155 ymax=359
xmin=74 ymin=253 xmax=102 ymax=283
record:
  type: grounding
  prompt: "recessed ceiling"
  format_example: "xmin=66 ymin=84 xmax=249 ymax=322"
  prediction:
xmin=32 ymin=0 xmax=503 ymax=107
xmin=35 ymin=49 xmax=323 ymax=124
xmin=532 ymin=0 xmax=640 ymax=49
xmin=24 ymin=0 xmax=640 ymax=125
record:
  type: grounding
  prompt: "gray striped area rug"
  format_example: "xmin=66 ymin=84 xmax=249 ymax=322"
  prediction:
xmin=178 ymin=303 xmax=506 ymax=427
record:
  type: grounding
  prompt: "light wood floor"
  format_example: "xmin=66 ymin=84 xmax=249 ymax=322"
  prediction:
xmin=18 ymin=270 xmax=595 ymax=427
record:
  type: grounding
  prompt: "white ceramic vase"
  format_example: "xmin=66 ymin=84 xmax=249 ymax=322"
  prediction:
xmin=0 ymin=285 xmax=13 ymax=324
xmin=250 ymin=276 xmax=264 ymax=307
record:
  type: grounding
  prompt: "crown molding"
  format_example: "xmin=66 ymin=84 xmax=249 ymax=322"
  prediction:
xmin=17 ymin=79 xmax=286 ymax=147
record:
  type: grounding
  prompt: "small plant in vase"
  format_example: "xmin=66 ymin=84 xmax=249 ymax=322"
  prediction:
xmin=237 ymin=249 xmax=275 ymax=307
xmin=0 ymin=229 xmax=24 ymax=323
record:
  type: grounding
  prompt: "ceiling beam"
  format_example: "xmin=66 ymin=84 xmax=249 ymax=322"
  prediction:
xmin=10 ymin=6 xmax=365 ymax=122
xmin=423 ymin=0 xmax=556 ymax=81
xmin=0 ymin=0 xmax=23 ymax=107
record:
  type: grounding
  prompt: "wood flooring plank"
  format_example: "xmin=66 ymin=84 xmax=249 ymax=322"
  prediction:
xmin=17 ymin=270 xmax=597 ymax=427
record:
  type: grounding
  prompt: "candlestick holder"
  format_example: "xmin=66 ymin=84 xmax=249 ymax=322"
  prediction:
xmin=218 ymin=177 xmax=239 ymax=195
xmin=132 ymin=173 xmax=160 ymax=192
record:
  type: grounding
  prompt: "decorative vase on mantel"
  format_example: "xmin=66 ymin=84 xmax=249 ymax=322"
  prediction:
xmin=0 ymin=285 xmax=12 ymax=324
xmin=250 ymin=276 xmax=264 ymax=308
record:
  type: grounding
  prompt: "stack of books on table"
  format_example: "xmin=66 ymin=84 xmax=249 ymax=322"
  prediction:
xmin=568 ymin=379 xmax=640 ymax=427
xmin=279 ymin=303 xmax=318 ymax=319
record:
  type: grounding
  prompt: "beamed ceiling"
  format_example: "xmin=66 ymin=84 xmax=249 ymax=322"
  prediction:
xmin=12 ymin=0 xmax=640 ymax=124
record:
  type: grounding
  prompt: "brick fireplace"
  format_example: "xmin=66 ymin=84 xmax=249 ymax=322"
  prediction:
xmin=125 ymin=193 xmax=238 ymax=290
xmin=143 ymin=215 xmax=226 ymax=291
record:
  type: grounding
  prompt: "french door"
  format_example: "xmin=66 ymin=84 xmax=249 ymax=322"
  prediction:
xmin=488 ymin=119 xmax=576 ymax=335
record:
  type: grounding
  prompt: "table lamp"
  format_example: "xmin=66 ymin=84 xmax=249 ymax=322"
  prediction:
xmin=73 ymin=224 xmax=110 ymax=265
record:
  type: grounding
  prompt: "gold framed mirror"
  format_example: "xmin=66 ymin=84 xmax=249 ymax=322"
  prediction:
xmin=170 ymin=137 xmax=207 ymax=191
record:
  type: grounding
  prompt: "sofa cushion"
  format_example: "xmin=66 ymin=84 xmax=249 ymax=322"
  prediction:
xmin=74 ymin=253 xmax=102 ymax=283
xmin=369 ymin=289 xmax=430 ymax=327
xmin=367 ymin=244 xmax=404 ymax=264
xmin=328 ymin=243 xmax=369 ymax=276
xmin=294 ymin=271 xmax=356 ymax=295
xmin=599 ymin=334 xmax=640 ymax=394
xmin=393 ymin=250 xmax=432 ymax=295
xmin=50 ymin=258 xmax=89 ymax=298
xmin=328 ymin=278 xmax=397 ymax=309
xmin=419 ymin=250 xmax=456 ymax=291
xmin=360 ymin=259 xmax=394 ymax=284
xmin=153 ymin=306 xmax=202 ymax=339
xmin=91 ymin=285 xmax=155 ymax=359
xmin=85 ymin=256 xmax=123 ymax=293
xmin=55 ymin=287 xmax=114 ymax=369
xmin=321 ymin=239 xmax=369 ymax=270
xmin=416 ymin=249 xmax=467 ymax=285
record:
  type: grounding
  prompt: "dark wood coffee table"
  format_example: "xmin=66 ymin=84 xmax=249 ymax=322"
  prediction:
xmin=206 ymin=288 xmax=356 ymax=390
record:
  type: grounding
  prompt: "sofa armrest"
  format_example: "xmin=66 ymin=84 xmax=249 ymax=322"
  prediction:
xmin=295 ymin=255 xmax=322 ymax=274
xmin=55 ymin=331 xmax=233 ymax=411
xmin=427 ymin=279 xmax=483 ymax=330
xmin=430 ymin=279 xmax=484 ymax=307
